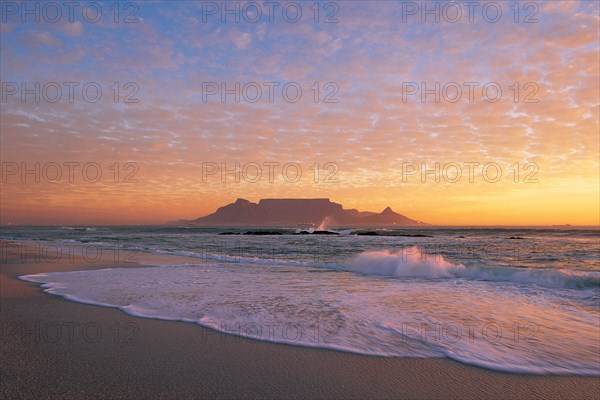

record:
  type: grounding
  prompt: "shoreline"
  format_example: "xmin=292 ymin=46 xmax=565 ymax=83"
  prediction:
xmin=2 ymin=240 xmax=599 ymax=399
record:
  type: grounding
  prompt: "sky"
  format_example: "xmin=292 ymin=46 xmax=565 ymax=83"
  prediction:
xmin=0 ymin=0 xmax=598 ymax=226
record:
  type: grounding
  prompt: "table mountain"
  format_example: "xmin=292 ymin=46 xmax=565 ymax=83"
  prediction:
xmin=179 ymin=198 xmax=427 ymax=226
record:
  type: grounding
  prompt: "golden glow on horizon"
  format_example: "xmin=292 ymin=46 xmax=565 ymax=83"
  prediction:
xmin=1 ymin=167 xmax=598 ymax=226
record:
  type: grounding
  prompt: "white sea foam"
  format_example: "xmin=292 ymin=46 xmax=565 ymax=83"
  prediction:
xmin=345 ymin=248 xmax=463 ymax=278
xmin=152 ymin=247 xmax=600 ymax=290
xmin=19 ymin=247 xmax=600 ymax=376
xmin=342 ymin=248 xmax=600 ymax=289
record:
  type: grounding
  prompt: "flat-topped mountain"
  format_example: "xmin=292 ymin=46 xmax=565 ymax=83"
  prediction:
xmin=179 ymin=198 xmax=427 ymax=226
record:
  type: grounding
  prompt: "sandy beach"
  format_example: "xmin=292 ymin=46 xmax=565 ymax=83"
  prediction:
xmin=3 ymin=0 xmax=599 ymax=397
xmin=1 ymin=241 xmax=598 ymax=399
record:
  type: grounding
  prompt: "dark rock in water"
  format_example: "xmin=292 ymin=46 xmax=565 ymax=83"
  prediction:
xmin=243 ymin=231 xmax=283 ymax=235
xmin=508 ymin=236 xmax=525 ymax=240
xmin=394 ymin=234 xmax=433 ymax=238
xmin=356 ymin=231 xmax=380 ymax=236
xmin=457 ymin=236 xmax=466 ymax=238
xmin=312 ymin=230 xmax=339 ymax=235
xmin=296 ymin=231 xmax=311 ymax=235
xmin=219 ymin=232 xmax=240 ymax=235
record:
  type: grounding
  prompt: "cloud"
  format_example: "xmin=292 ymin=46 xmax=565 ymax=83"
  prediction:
xmin=1 ymin=0 xmax=598 ymax=225
xmin=233 ymin=32 xmax=252 ymax=49
xmin=22 ymin=31 xmax=63 ymax=46
xmin=0 ymin=23 xmax=15 ymax=34
xmin=62 ymin=21 xmax=83 ymax=37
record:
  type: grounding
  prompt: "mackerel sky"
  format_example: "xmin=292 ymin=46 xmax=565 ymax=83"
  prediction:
xmin=1 ymin=1 xmax=598 ymax=225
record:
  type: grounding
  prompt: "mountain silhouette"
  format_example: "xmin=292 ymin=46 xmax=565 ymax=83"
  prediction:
xmin=178 ymin=198 xmax=427 ymax=226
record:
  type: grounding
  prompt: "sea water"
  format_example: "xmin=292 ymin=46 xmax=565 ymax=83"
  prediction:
xmin=3 ymin=226 xmax=599 ymax=375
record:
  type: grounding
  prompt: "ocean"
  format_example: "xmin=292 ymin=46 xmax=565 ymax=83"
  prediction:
xmin=2 ymin=226 xmax=599 ymax=375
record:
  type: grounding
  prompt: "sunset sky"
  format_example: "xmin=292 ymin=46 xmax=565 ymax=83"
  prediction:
xmin=1 ymin=0 xmax=598 ymax=226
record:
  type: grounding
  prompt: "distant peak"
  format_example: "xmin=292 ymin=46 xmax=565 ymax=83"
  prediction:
xmin=189 ymin=198 xmax=426 ymax=226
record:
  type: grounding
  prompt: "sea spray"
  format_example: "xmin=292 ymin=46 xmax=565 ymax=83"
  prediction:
xmin=344 ymin=247 xmax=463 ymax=278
